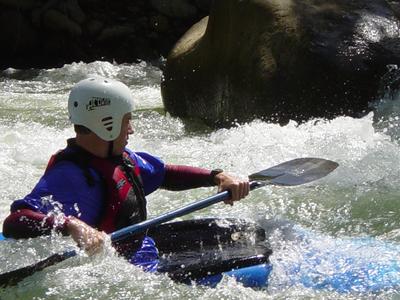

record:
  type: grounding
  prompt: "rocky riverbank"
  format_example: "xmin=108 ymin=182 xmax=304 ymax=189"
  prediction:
xmin=0 ymin=0 xmax=211 ymax=69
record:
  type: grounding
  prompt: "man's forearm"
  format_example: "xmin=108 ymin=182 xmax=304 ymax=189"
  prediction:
xmin=161 ymin=164 xmax=217 ymax=191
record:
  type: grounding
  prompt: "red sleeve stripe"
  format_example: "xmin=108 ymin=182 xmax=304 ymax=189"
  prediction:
xmin=2 ymin=209 xmax=68 ymax=239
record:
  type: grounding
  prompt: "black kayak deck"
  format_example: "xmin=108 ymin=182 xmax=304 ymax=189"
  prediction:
xmin=147 ymin=218 xmax=272 ymax=282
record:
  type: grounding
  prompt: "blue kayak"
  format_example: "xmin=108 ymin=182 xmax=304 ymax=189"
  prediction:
xmin=0 ymin=218 xmax=273 ymax=289
xmin=1 ymin=218 xmax=400 ymax=292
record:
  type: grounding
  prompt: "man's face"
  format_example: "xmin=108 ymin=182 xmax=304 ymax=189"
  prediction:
xmin=113 ymin=113 xmax=133 ymax=155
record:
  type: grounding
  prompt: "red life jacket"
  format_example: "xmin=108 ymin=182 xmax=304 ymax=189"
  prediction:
xmin=46 ymin=139 xmax=147 ymax=234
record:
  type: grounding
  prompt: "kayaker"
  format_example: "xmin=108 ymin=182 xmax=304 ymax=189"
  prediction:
xmin=2 ymin=76 xmax=250 ymax=271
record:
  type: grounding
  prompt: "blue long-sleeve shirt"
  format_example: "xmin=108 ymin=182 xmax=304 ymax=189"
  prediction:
xmin=10 ymin=149 xmax=166 ymax=227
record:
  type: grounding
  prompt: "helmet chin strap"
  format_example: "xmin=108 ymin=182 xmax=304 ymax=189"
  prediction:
xmin=107 ymin=141 xmax=114 ymax=158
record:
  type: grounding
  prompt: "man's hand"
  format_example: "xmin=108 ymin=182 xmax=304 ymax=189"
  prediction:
xmin=65 ymin=217 xmax=106 ymax=255
xmin=214 ymin=172 xmax=250 ymax=205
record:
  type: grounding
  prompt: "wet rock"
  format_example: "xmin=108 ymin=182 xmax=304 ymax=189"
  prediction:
xmin=162 ymin=0 xmax=400 ymax=126
xmin=150 ymin=0 xmax=197 ymax=18
xmin=97 ymin=25 xmax=135 ymax=43
xmin=65 ymin=0 xmax=85 ymax=24
xmin=195 ymin=0 xmax=213 ymax=12
xmin=388 ymin=1 xmax=400 ymax=18
xmin=0 ymin=0 xmax=38 ymax=10
xmin=42 ymin=9 xmax=82 ymax=36
xmin=0 ymin=9 xmax=38 ymax=57
xmin=85 ymin=19 xmax=104 ymax=36
xmin=149 ymin=14 xmax=170 ymax=33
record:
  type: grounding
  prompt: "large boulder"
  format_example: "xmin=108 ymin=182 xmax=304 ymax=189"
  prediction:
xmin=42 ymin=9 xmax=82 ymax=37
xmin=161 ymin=0 xmax=400 ymax=126
xmin=150 ymin=0 xmax=197 ymax=18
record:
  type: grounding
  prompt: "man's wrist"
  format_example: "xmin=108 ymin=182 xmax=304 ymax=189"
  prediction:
xmin=209 ymin=168 xmax=224 ymax=185
xmin=56 ymin=215 xmax=73 ymax=235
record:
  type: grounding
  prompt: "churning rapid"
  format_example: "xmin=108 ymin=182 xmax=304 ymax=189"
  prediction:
xmin=0 ymin=61 xmax=400 ymax=299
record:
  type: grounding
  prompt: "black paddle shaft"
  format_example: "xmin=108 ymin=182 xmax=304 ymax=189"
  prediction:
xmin=0 ymin=250 xmax=76 ymax=287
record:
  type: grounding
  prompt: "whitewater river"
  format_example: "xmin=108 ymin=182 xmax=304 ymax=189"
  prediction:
xmin=0 ymin=61 xmax=400 ymax=299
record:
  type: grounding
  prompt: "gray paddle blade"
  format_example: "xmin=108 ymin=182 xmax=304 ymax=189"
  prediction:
xmin=249 ymin=158 xmax=338 ymax=186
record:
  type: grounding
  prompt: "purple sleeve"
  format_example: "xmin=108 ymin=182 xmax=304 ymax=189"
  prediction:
xmin=10 ymin=161 xmax=104 ymax=227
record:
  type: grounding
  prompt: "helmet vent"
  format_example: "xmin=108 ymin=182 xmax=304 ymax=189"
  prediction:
xmin=102 ymin=116 xmax=113 ymax=132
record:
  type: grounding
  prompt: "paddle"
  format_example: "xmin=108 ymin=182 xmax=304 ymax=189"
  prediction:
xmin=0 ymin=157 xmax=338 ymax=287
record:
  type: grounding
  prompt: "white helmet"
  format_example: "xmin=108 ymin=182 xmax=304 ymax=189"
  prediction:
xmin=68 ymin=76 xmax=134 ymax=141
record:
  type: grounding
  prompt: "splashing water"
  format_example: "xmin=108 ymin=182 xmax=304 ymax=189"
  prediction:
xmin=0 ymin=61 xmax=400 ymax=299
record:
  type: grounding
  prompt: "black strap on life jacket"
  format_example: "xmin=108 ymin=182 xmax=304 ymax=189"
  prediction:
xmin=46 ymin=139 xmax=149 ymax=256
xmin=47 ymin=139 xmax=147 ymax=231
